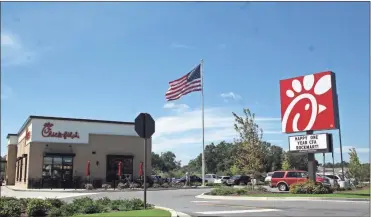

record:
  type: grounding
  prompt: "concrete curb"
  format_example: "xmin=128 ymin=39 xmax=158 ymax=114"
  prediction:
xmin=5 ymin=186 xmax=211 ymax=193
xmin=154 ymin=206 xmax=179 ymax=217
xmin=196 ymin=193 xmax=370 ymax=202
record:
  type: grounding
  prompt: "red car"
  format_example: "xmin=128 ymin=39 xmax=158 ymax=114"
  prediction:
xmin=270 ymin=170 xmax=328 ymax=191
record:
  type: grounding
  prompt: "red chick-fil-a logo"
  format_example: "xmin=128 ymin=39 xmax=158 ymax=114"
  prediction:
xmin=41 ymin=122 xmax=80 ymax=139
xmin=25 ymin=129 xmax=31 ymax=141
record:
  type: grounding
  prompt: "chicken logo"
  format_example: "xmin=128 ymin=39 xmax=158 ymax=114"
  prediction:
xmin=280 ymin=71 xmax=339 ymax=133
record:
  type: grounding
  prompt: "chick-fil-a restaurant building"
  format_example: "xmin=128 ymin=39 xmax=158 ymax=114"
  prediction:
xmin=5 ymin=115 xmax=152 ymax=189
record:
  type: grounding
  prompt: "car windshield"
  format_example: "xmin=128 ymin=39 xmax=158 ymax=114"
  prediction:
xmin=232 ymin=175 xmax=241 ymax=179
xmin=223 ymin=177 xmax=230 ymax=179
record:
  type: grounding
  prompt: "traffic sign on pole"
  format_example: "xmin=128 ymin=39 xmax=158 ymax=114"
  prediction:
xmin=135 ymin=113 xmax=155 ymax=139
xmin=134 ymin=113 xmax=155 ymax=209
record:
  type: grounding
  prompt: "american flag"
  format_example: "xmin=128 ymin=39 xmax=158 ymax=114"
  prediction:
xmin=166 ymin=64 xmax=202 ymax=101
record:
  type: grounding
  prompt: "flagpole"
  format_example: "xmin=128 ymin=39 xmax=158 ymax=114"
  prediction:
xmin=200 ymin=59 xmax=205 ymax=186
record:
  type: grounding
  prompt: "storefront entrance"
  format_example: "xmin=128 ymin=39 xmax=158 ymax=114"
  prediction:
xmin=42 ymin=153 xmax=74 ymax=188
xmin=106 ymin=155 xmax=133 ymax=182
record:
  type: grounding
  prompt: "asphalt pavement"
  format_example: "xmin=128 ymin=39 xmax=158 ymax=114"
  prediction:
xmin=2 ymin=186 xmax=369 ymax=217
xmin=61 ymin=188 xmax=370 ymax=217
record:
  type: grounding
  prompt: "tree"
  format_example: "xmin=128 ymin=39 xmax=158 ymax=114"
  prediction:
xmin=232 ymin=108 xmax=266 ymax=176
xmin=287 ymin=153 xmax=308 ymax=170
xmin=348 ymin=148 xmax=362 ymax=181
xmin=281 ymin=153 xmax=291 ymax=170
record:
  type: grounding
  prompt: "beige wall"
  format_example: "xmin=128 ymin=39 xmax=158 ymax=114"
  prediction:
xmin=6 ymin=145 xmax=17 ymax=185
xmin=14 ymin=137 xmax=30 ymax=188
xmin=28 ymin=134 xmax=152 ymax=182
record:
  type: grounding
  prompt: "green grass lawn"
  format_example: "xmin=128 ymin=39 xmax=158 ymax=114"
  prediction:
xmin=74 ymin=209 xmax=171 ymax=217
xmin=245 ymin=188 xmax=370 ymax=199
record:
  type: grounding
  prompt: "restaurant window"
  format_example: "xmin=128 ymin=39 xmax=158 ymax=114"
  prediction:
xmin=19 ymin=158 xmax=23 ymax=181
xmin=24 ymin=157 xmax=28 ymax=182
xmin=42 ymin=155 xmax=74 ymax=180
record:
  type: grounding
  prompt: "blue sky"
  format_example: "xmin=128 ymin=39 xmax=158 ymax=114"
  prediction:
xmin=1 ymin=2 xmax=370 ymax=165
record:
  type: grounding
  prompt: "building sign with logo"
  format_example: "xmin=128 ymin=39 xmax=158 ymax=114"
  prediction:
xmin=288 ymin=133 xmax=332 ymax=153
xmin=279 ymin=71 xmax=340 ymax=133
xmin=42 ymin=122 xmax=80 ymax=139
xmin=31 ymin=118 xmax=138 ymax=144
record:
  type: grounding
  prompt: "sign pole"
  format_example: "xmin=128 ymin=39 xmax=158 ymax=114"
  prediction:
xmin=143 ymin=138 xmax=147 ymax=209
xmin=323 ymin=153 xmax=325 ymax=177
xmin=306 ymin=130 xmax=316 ymax=182
xmin=338 ymin=128 xmax=345 ymax=179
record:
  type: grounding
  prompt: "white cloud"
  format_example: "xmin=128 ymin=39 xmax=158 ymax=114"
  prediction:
xmin=170 ymin=43 xmax=195 ymax=49
xmin=163 ymin=102 xmax=190 ymax=112
xmin=335 ymin=146 xmax=369 ymax=154
xmin=220 ymin=92 xmax=242 ymax=102
xmin=152 ymin=106 xmax=281 ymax=154
xmin=1 ymin=84 xmax=13 ymax=100
xmin=1 ymin=31 xmax=35 ymax=67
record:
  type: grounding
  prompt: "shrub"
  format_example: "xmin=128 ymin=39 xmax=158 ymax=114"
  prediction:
xmin=48 ymin=207 xmax=63 ymax=217
xmin=161 ymin=183 xmax=169 ymax=188
xmin=102 ymin=184 xmax=111 ymax=190
xmin=96 ymin=197 xmax=111 ymax=206
xmin=210 ymin=187 xmax=236 ymax=195
xmin=72 ymin=197 xmax=94 ymax=210
xmin=45 ymin=198 xmax=65 ymax=208
xmin=129 ymin=183 xmax=140 ymax=189
xmin=80 ymin=200 xmax=103 ymax=214
xmin=290 ymin=181 xmax=334 ymax=194
xmin=26 ymin=198 xmax=52 ymax=217
xmin=117 ymin=182 xmax=129 ymax=190
xmin=85 ymin=183 xmax=94 ymax=190
xmin=0 ymin=199 xmax=22 ymax=217
xmin=19 ymin=198 xmax=31 ymax=211
xmin=110 ymin=200 xmax=124 ymax=211
xmin=59 ymin=203 xmax=79 ymax=216
xmin=152 ymin=183 xmax=161 ymax=188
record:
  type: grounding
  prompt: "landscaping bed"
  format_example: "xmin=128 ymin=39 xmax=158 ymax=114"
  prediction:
xmin=0 ymin=196 xmax=153 ymax=217
xmin=206 ymin=181 xmax=370 ymax=199
xmin=74 ymin=209 xmax=171 ymax=217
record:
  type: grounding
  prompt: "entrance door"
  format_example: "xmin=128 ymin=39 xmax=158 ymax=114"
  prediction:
xmin=62 ymin=157 xmax=73 ymax=188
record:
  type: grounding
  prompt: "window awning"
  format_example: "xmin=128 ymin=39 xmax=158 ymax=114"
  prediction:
xmin=43 ymin=152 xmax=76 ymax=157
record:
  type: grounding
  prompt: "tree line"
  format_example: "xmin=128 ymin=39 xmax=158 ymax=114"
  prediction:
xmin=151 ymin=108 xmax=369 ymax=181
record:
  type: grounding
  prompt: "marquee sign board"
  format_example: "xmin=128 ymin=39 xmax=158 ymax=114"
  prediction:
xmin=288 ymin=133 xmax=333 ymax=153
xmin=279 ymin=71 xmax=340 ymax=133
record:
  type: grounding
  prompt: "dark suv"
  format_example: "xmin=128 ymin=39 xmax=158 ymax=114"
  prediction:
xmin=226 ymin=175 xmax=251 ymax=186
xmin=176 ymin=175 xmax=203 ymax=184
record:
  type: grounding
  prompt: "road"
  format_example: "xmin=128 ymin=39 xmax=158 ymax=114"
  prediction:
xmin=63 ymin=188 xmax=369 ymax=217
xmin=2 ymin=187 xmax=369 ymax=216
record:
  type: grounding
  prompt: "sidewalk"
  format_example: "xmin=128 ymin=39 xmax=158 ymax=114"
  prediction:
xmin=196 ymin=193 xmax=370 ymax=202
xmin=5 ymin=185 xmax=210 ymax=193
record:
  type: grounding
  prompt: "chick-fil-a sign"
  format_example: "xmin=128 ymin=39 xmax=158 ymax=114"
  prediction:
xmin=42 ymin=122 xmax=80 ymax=139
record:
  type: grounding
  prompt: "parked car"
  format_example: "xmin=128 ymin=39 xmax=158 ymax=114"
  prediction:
xmin=214 ymin=176 xmax=230 ymax=184
xmin=176 ymin=175 xmax=203 ymax=184
xmin=264 ymin=172 xmax=274 ymax=183
xmin=226 ymin=175 xmax=251 ymax=186
xmin=317 ymin=173 xmax=338 ymax=188
xmin=270 ymin=170 xmax=330 ymax=191
xmin=205 ymin=174 xmax=218 ymax=184
xmin=323 ymin=173 xmax=350 ymax=188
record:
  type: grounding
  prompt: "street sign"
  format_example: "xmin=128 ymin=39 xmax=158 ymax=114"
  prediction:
xmin=135 ymin=113 xmax=155 ymax=139
xmin=134 ymin=112 xmax=155 ymax=209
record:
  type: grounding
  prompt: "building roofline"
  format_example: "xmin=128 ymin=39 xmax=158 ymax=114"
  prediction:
xmin=16 ymin=115 xmax=135 ymax=136
xmin=6 ymin=134 xmax=18 ymax=139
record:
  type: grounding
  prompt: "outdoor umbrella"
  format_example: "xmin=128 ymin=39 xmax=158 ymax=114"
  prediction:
xmin=117 ymin=161 xmax=122 ymax=179
xmin=86 ymin=161 xmax=91 ymax=177
xmin=139 ymin=161 xmax=143 ymax=177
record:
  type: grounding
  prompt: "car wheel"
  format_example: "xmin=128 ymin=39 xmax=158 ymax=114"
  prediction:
xmin=278 ymin=183 xmax=288 ymax=191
